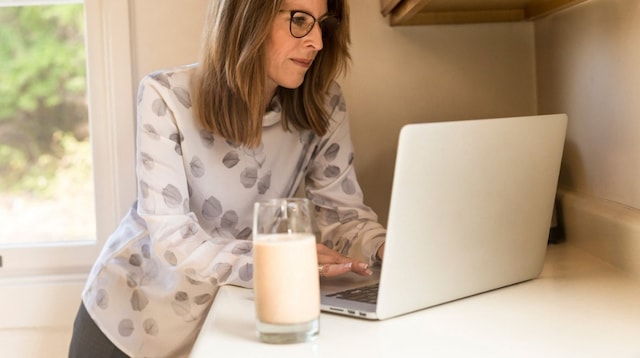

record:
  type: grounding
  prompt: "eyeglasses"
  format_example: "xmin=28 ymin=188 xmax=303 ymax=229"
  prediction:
xmin=280 ymin=10 xmax=340 ymax=38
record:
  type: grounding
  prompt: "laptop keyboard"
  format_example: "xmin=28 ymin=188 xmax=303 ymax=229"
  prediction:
xmin=326 ymin=283 xmax=379 ymax=304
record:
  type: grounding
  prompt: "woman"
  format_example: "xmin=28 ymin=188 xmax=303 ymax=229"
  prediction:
xmin=69 ymin=0 xmax=385 ymax=356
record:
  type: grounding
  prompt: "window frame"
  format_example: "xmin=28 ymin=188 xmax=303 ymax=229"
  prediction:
xmin=0 ymin=0 xmax=136 ymax=277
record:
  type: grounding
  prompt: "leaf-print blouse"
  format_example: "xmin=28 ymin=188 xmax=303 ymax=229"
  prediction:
xmin=81 ymin=64 xmax=386 ymax=357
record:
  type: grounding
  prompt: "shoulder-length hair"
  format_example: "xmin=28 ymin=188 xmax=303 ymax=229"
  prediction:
xmin=192 ymin=0 xmax=351 ymax=148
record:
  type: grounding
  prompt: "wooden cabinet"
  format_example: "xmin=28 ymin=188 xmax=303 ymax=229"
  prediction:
xmin=380 ymin=0 xmax=589 ymax=25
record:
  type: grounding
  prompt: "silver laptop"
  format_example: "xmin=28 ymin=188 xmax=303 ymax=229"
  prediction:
xmin=320 ymin=114 xmax=568 ymax=320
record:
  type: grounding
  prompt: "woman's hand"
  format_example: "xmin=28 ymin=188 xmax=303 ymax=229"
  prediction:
xmin=316 ymin=244 xmax=372 ymax=278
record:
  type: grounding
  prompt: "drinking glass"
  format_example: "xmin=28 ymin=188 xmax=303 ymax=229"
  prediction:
xmin=252 ymin=198 xmax=320 ymax=343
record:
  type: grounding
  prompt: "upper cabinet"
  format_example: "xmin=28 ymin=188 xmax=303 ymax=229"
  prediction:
xmin=380 ymin=0 xmax=589 ymax=26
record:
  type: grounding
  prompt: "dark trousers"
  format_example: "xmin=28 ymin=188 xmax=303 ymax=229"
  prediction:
xmin=68 ymin=302 xmax=130 ymax=358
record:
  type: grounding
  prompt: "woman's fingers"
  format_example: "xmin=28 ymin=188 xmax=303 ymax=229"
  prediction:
xmin=316 ymin=244 xmax=373 ymax=277
xmin=319 ymin=262 xmax=353 ymax=277
xmin=350 ymin=261 xmax=373 ymax=276
xmin=319 ymin=261 xmax=372 ymax=277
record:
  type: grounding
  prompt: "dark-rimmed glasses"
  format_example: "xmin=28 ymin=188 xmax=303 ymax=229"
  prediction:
xmin=280 ymin=10 xmax=339 ymax=38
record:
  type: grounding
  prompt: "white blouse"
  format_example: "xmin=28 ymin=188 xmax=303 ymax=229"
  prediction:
xmin=81 ymin=64 xmax=386 ymax=357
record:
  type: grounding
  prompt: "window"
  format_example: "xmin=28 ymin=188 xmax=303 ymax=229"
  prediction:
xmin=0 ymin=2 xmax=94 ymax=244
xmin=0 ymin=0 xmax=136 ymax=276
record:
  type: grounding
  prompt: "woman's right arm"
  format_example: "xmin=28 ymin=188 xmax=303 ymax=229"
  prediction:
xmin=134 ymin=75 xmax=253 ymax=288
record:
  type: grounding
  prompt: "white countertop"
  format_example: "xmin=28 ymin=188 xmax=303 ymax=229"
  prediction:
xmin=190 ymin=243 xmax=640 ymax=357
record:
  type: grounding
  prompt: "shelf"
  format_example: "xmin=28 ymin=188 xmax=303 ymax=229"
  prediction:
xmin=380 ymin=0 xmax=589 ymax=26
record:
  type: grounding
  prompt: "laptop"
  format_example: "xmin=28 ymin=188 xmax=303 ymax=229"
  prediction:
xmin=320 ymin=114 xmax=568 ymax=320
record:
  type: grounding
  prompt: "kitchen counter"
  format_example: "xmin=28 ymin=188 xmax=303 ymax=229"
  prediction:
xmin=190 ymin=243 xmax=640 ymax=357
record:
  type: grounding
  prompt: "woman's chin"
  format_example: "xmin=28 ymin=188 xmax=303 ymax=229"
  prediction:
xmin=278 ymin=78 xmax=305 ymax=90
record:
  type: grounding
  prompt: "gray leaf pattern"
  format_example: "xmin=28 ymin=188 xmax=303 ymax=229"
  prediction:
xmin=214 ymin=263 xmax=232 ymax=283
xmin=140 ymin=152 xmax=154 ymax=170
xmin=330 ymin=94 xmax=340 ymax=109
xmin=194 ymin=294 xmax=212 ymax=305
xmin=162 ymin=184 xmax=182 ymax=208
xmin=169 ymin=132 xmax=183 ymax=155
xmin=164 ymin=250 xmax=178 ymax=266
xmin=330 ymin=93 xmax=347 ymax=112
xmin=340 ymin=209 xmax=359 ymax=223
xmin=118 ymin=319 xmax=134 ymax=337
xmin=173 ymin=87 xmax=192 ymax=108
xmin=190 ymin=156 xmax=205 ymax=177
xmin=143 ymin=318 xmax=159 ymax=336
xmin=220 ymin=210 xmax=238 ymax=230
xmin=96 ymin=289 xmax=108 ymax=309
xmin=324 ymin=143 xmax=340 ymax=161
xmin=341 ymin=178 xmax=356 ymax=195
xmin=202 ymin=196 xmax=223 ymax=220
xmin=231 ymin=241 xmax=252 ymax=255
xmin=222 ymin=151 xmax=240 ymax=168
xmin=129 ymin=254 xmax=143 ymax=267
xmin=131 ymin=289 xmax=149 ymax=311
xmin=175 ymin=291 xmax=188 ymax=301
xmin=186 ymin=277 xmax=205 ymax=286
xmin=239 ymin=263 xmax=253 ymax=281
xmin=240 ymin=167 xmax=258 ymax=188
xmin=243 ymin=144 xmax=266 ymax=167
xmin=338 ymin=238 xmax=353 ymax=256
xmin=199 ymin=130 xmax=215 ymax=148
xmin=170 ymin=132 xmax=183 ymax=143
xmin=321 ymin=239 xmax=334 ymax=250
xmin=257 ymin=172 xmax=271 ymax=195
xmin=324 ymin=165 xmax=341 ymax=178
xmin=324 ymin=209 xmax=340 ymax=224
xmin=236 ymin=227 xmax=252 ymax=240
xmin=180 ymin=223 xmax=198 ymax=239
xmin=143 ymin=124 xmax=159 ymax=139
xmin=150 ymin=72 xmax=171 ymax=88
xmin=152 ymin=99 xmax=167 ymax=116
xmin=222 ymin=143 xmax=271 ymax=194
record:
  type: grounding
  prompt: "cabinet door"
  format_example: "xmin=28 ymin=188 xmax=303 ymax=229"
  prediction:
xmin=380 ymin=0 xmax=402 ymax=16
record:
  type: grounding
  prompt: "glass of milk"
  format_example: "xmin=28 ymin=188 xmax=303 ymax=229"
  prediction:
xmin=252 ymin=198 xmax=320 ymax=343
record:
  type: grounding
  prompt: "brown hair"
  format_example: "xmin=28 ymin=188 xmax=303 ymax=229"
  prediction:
xmin=192 ymin=0 xmax=351 ymax=147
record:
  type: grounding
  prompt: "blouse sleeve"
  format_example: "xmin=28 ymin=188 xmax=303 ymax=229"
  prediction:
xmin=305 ymin=84 xmax=386 ymax=265
xmin=134 ymin=74 xmax=252 ymax=288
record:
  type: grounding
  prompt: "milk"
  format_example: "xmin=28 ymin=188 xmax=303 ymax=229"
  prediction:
xmin=253 ymin=233 xmax=320 ymax=324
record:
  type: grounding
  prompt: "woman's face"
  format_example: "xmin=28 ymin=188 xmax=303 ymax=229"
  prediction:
xmin=264 ymin=0 xmax=328 ymax=96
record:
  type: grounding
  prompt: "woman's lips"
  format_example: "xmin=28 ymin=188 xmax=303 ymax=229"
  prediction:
xmin=291 ymin=58 xmax=312 ymax=68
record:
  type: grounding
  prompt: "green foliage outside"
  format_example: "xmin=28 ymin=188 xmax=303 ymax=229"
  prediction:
xmin=0 ymin=4 xmax=89 ymax=197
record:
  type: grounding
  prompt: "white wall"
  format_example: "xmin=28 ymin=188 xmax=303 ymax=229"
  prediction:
xmin=537 ymin=0 xmax=640 ymax=208
xmin=344 ymin=2 xmax=536 ymax=224
xmin=535 ymin=0 xmax=640 ymax=278
xmin=129 ymin=0 xmax=209 ymax=82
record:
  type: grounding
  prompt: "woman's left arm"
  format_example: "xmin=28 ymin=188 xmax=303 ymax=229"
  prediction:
xmin=305 ymin=83 xmax=386 ymax=266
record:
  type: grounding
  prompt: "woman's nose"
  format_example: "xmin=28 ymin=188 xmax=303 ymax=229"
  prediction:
xmin=304 ymin=23 xmax=324 ymax=51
